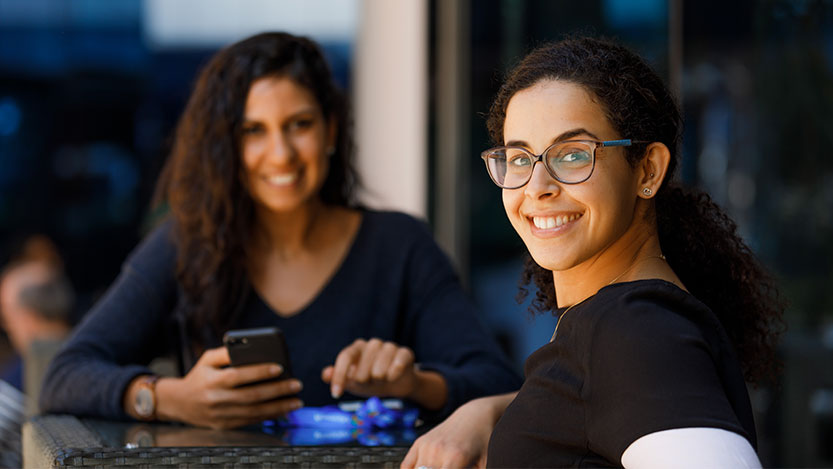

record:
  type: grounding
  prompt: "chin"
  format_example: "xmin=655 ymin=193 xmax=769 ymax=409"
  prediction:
xmin=255 ymin=196 xmax=305 ymax=214
xmin=526 ymin=246 xmax=581 ymax=273
xmin=527 ymin=252 xmax=561 ymax=273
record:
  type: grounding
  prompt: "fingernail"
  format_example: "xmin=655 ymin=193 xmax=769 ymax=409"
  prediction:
xmin=270 ymin=364 xmax=283 ymax=375
xmin=292 ymin=400 xmax=304 ymax=410
xmin=331 ymin=385 xmax=341 ymax=399
xmin=291 ymin=381 xmax=302 ymax=392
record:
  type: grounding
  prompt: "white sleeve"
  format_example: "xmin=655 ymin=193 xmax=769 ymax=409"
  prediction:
xmin=621 ymin=427 xmax=761 ymax=469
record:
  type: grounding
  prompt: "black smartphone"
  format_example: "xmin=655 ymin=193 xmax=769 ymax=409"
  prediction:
xmin=223 ymin=327 xmax=293 ymax=380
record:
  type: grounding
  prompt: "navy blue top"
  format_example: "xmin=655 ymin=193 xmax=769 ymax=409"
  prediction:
xmin=40 ymin=210 xmax=521 ymax=421
xmin=488 ymin=279 xmax=755 ymax=468
xmin=0 ymin=355 xmax=22 ymax=391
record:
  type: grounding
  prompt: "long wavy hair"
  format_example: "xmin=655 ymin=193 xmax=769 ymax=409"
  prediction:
xmin=153 ymin=32 xmax=359 ymax=344
xmin=487 ymin=37 xmax=785 ymax=384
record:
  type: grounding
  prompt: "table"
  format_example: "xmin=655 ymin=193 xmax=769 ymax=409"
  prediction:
xmin=23 ymin=415 xmax=411 ymax=468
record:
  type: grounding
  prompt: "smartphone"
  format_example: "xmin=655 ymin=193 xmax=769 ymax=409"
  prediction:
xmin=223 ymin=327 xmax=293 ymax=381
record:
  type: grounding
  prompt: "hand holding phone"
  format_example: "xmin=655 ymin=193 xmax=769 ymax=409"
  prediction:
xmin=156 ymin=344 xmax=303 ymax=430
xmin=223 ymin=327 xmax=293 ymax=380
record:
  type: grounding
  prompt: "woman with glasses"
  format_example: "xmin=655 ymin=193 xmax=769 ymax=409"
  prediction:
xmin=403 ymin=36 xmax=784 ymax=468
xmin=40 ymin=32 xmax=521 ymax=429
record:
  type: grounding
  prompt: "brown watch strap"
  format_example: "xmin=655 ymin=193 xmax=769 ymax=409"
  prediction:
xmin=134 ymin=375 xmax=160 ymax=421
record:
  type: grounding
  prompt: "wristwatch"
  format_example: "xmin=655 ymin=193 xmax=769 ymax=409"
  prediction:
xmin=133 ymin=375 xmax=160 ymax=421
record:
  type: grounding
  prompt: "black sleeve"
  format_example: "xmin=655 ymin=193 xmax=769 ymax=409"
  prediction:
xmin=585 ymin=297 xmax=751 ymax=462
xmin=397 ymin=216 xmax=522 ymax=419
xmin=39 ymin=221 xmax=179 ymax=420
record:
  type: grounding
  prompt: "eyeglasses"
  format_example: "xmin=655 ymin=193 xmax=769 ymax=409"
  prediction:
xmin=480 ymin=139 xmax=640 ymax=189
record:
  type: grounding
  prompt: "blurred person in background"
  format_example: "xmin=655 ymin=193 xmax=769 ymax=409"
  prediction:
xmin=40 ymin=32 xmax=521 ymax=429
xmin=0 ymin=235 xmax=74 ymax=469
xmin=0 ymin=235 xmax=74 ymax=391
xmin=403 ymin=36 xmax=785 ymax=468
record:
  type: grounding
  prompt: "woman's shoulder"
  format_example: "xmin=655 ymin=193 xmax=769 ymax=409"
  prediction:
xmin=582 ymin=279 xmax=727 ymax=347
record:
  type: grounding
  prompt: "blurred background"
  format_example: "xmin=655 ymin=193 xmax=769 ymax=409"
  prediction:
xmin=0 ymin=0 xmax=831 ymax=466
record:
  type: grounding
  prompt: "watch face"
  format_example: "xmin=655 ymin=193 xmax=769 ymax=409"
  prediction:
xmin=135 ymin=387 xmax=155 ymax=418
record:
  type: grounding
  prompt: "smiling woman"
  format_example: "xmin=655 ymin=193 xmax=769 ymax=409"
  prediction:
xmin=240 ymin=76 xmax=336 ymax=215
xmin=39 ymin=32 xmax=521 ymax=431
xmin=403 ymin=36 xmax=785 ymax=469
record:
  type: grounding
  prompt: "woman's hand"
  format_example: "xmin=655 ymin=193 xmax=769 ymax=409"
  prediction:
xmin=401 ymin=393 xmax=516 ymax=469
xmin=128 ymin=346 xmax=304 ymax=429
xmin=322 ymin=338 xmax=447 ymax=410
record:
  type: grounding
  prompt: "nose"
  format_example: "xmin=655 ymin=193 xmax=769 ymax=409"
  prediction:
xmin=524 ymin=160 xmax=561 ymax=200
xmin=266 ymin=130 xmax=294 ymax=164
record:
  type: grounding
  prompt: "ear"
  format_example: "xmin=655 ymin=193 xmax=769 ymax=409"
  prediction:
xmin=636 ymin=142 xmax=671 ymax=199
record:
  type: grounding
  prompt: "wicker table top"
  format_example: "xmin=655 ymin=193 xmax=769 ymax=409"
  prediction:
xmin=23 ymin=415 xmax=410 ymax=468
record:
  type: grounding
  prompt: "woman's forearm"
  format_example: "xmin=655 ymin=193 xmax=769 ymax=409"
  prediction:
xmin=407 ymin=369 xmax=449 ymax=410
xmin=476 ymin=392 xmax=517 ymax=424
xmin=123 ymin=375 xmax=181 ymax=422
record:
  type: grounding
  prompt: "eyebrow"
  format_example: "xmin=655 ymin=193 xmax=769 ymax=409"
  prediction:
xmin=243 ymin=107 xmax=318 ymax=123
xmin=505 ymin=128 xmax=601 ymax=148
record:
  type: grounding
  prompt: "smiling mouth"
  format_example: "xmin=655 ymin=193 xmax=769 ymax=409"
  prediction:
xmin=531 ymin=213 xmax=583 ymax=230
xmin=265 ymin=172 xmax=299 ymax=186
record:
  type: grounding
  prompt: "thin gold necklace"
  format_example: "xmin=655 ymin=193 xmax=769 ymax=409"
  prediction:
xmin=549 ymin=254 xmax=666 ymax=342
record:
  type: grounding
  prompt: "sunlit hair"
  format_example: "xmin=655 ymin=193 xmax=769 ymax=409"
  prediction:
xmin=487 ymin=36 xmax=785 ymax=385
xmin=153 ymin=32 xmax=359 ymax=344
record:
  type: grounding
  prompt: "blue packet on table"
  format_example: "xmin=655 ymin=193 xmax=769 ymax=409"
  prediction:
xmin=259 ymin=397 xmax=419 ymax=446
xmin=278 ymin=396 xmax=419 ymax=429
xmin=270 ymin=426 xmax=415 ymax=446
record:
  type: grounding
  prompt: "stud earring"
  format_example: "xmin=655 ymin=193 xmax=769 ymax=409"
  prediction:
xmin=649 ymin=173 xmax=655 ymax=178
xmin=642 ymin=187 xmax=653 ymax=196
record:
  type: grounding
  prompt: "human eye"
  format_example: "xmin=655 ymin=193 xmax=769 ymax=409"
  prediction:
xmin=507 ymin=150 xmax=532 ymax=168
xmin=288 ymin=116 xmax=315 ymax=132
xmin=241 ymin=122 xmax=264 ymax=136
xmin=550 ymin=146 xmax=592 ymax=167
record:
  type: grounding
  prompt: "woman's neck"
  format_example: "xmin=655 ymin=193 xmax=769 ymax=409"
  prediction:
xmin=552 ymin=224 xmax=673 ymax=308
xmin=252 ymin=200 xmax=335 ymax=257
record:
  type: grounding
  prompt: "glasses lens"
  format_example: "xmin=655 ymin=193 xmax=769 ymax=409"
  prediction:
xmin=545 ymin=142 xmax=594 ymax=183
xmin=484 ymin=148 xmax=533 ymax=188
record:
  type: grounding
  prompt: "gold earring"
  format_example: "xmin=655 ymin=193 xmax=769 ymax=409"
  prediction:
xmin=642 ymin=187 xmax=653 ymax=196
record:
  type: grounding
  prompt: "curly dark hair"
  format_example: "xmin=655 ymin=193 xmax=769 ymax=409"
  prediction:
xmin=486 ymin=36 xmax=785 ymax=385
xmin=153 ymin=32 xmax=359 ymax=344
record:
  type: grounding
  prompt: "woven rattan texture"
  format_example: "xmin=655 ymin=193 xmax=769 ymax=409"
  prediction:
xmin=53 ymin=446 xmax=406 ymax=468
xmin=25 ymin=415 xmax=407 ymax=468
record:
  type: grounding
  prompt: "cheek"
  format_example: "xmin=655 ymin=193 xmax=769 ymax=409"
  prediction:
xmin=296 ymin=131 xmax=325 ymax=162
xmin=502 ymin=190 xmax=524 ymax=228
xmin=241 ymin=141 xmax=261 ymax=171
xmin=584 ymin=179 xmax=636 ymax=233
xmin=300 ymin=137 xmax=330 ymax=187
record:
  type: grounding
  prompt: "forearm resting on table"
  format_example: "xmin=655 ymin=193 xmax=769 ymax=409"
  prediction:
xmin=407 ymin=369 xmax=448 ymax=411
xmin=473 ymin=392 xmax=517 ymax=423
xmin=123 ymin=375 xmax=180 ymax=421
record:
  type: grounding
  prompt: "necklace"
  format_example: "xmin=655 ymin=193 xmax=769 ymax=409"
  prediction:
xmin=549 ymin=254 xmax=666 ymax=342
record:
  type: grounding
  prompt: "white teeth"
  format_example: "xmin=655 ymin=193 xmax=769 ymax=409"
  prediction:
xmin=532 ymin=217 xmax=555 ymax=229
xmin=267 ymin=173 xmax=297 ymax=185
xmin=532 ymin=214 xmax=581 ymax=230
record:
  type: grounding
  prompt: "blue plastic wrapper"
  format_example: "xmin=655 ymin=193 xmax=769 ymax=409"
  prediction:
xmin=259 ymin=397 xmax=419 ymax=446
xmin=268 ymin=426 xmax=416 ymax=446
xmin=279 ymin=396 xmax=419 ymax=429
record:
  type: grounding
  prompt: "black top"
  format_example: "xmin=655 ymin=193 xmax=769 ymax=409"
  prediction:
xmin=487 ymin=279 xmax=755 ymax=468
xmin=40 ymin=210 xmax=521 ymax=421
